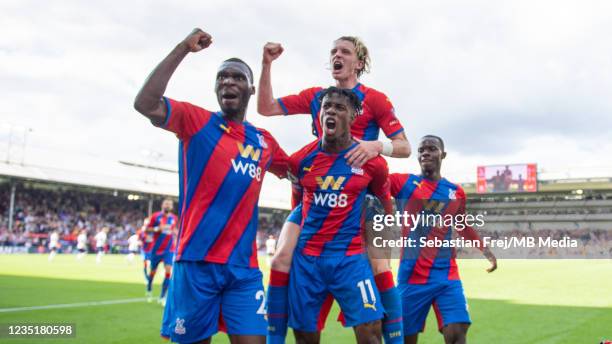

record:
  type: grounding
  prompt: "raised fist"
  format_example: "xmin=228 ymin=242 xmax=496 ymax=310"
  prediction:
xmin=263 ymin=42 xmax=284 ymax=64
xmin=182 ymin=28 xmax=212 ymax=53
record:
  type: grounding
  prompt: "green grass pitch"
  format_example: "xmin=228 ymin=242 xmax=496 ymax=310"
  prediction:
xmin=0 ymin=254 xmax=610 ymax=343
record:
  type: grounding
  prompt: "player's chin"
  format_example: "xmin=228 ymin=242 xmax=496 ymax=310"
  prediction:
xmin=331 ymin=69 xmax=345 ymax=79
xmin=420 ymin=160 xmax=436 ymax=169
xmin=220 ymin=104 xmax=240 ymax=116
xmin=324 ymin=127 xmax=338 ymax=138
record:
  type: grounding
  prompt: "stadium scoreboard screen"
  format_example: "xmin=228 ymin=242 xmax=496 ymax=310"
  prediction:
xmin=476 ymin=163 xmax=537 ymax=193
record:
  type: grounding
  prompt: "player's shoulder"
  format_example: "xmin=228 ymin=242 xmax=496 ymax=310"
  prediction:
xmin=360 ymin=85 xmax=395 ymax=111
xmin=440 ymin=178 xmax=466 ymax=198
xmin=247 ymin=125 xmax=281 ymax=149
xmin=360 ymin=84 xmax=387 ymax=99
xmin=165 ymin=97 xmax=214 ymax=115
xmin=250 ymin=125 xmax=274 ymax=141
xmin=306 ymin=86 xmax=325 ymax=93
xmin=291 ymin=139 xmax=320 ymax=160
xmin=288 ymin=140 xmax=319 ymax=176
xmin=299 ymin=86 xmax=325 ymax=98
xmin=389 ymin=172 xmax=410 ymax=183
xmin=388 ymin=173 xmax=413 ymax=194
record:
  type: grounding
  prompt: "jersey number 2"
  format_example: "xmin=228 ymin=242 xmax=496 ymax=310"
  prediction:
xmin=255 ymin=290 xmax=266 ymax=315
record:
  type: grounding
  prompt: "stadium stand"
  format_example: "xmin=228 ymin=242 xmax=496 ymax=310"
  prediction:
xmin=1 ymin=156 xmax=609 ymax=257
xmin=459 ymin=178 xmax=612 ymax=257
xmin=0 ymin=177 xmax=289 ymax=254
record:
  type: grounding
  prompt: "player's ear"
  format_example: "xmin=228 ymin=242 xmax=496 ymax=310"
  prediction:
xmin=250 ymin=85 xmax=256 ymax=96
xmin=356 ymin=60 xmax=365 ymax=73
xmin=441 ymin=151 xmax=447 ymax=160
xmin=350 ymin=109 xmax=357 ymax=123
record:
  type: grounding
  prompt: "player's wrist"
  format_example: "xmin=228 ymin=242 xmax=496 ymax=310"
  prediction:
xmin=381 ymin=141 xmax=393 ymax=156
xmin=175 ymin=41 xmax=191 ymax=54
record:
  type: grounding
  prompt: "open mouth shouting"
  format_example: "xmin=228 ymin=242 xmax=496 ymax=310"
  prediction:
xmin=324 ymin=116 xmax=337 ymax=136
xmin=332 ymin=60 xmax=344 ymax=74
xmin=220 ymin=89 xmax=239 ymax=107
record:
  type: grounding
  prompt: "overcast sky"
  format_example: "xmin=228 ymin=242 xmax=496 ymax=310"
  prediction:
xmin=1 ymin=0 xmax=611 ymax=202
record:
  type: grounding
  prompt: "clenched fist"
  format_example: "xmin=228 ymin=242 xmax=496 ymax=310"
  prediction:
xmin=181 ymin=28 xmax=212 ymax=53
xmin=262 ymin=42 xmax=284 ymax=64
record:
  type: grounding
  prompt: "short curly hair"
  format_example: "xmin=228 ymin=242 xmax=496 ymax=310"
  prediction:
xmin=335 ymin=36 xmax=371 ymax=78
xmin=318 ymin=86 xmax=362 ymax=117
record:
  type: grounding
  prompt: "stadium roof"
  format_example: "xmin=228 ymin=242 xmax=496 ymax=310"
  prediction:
xmin=0 ymin=158 xmax=177 ymax=196
xmin=0 ymin=149 xmax=292 ymax=210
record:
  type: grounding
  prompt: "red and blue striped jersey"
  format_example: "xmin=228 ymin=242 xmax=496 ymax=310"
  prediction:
xmin=390 ymin=173 xmax=484 ymax=284
xmin=277 ymin=83 xmax=404 ymax=140
xmin=159 ymin=97 xmax=289 ymax=267
xmin=289 ymin=140 xmax=392 ymax=257
xmin=143 ymin=211 xmax=178 ymax=255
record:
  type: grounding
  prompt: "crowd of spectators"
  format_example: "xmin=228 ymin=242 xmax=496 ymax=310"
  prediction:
xmin=0 ymin=182 xmax=149 ymax=253
xmin=0 ymin=182 xmax=289 ymax=254
xmin=1 ymin=182 xmax=609 ymax=258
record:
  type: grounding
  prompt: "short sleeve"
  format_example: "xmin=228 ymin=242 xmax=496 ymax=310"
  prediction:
xmin=277 ymin=87 xmax=320 ymax=116
xmin=161 ymin=97 xmax=212 ymax=140
xmin=265 ymin=133 xmax=290 ymax=178
xmin=455 ymin=186 xmax=468 ymax=215
xmin=371 ymin=92 xmax=405 ymax=138
xmin=389 ymin=173 xmax=408 ymax=197
xmin=366 ymin=157 xmax=393 ymax=213
xmin=286 ymin=151 xmax=301 ymax=183
xmin=287 ymin=150 xmax=305 ymax=209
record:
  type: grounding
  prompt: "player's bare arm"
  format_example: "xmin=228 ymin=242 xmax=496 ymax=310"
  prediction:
xmin=346 ymin=131 xmax=412 ymax=167
xmin=134 ymin=28 xmax=213 ymax=125
xmin=257 ymin=42 xmax=285 ymax=116
xmin=457 ymin=210 xmax=498 ymax=273
xmin=484 ymin=248 xmax=497 ymax=273
xmin=365 ymin=162 xmax=395 ymax=274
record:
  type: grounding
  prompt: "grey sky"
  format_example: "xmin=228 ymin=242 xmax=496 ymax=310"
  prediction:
xmin=1 ymin=0 xmax=611 ymax=201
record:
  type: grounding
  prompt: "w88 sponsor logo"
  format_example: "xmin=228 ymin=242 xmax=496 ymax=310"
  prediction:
xmin=231 ymin=142 xmax=263 ymax=181
xmin=313 ymin=192 xmax=348 ymax=208
xmin=231 ymin=159 xmax=262 ymax=181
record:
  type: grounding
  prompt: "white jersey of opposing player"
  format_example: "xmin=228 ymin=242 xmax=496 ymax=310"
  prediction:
xmin=127 ymin=234 xmax=140 ymax=251
xmin=95 ymin=231 xmax=107 ymax=248
xmin=265 ymin=238 xmax=277 ymax=255
xmin=49 ymin=232 xmax=59 ymax=249
xmin=77 ymin=233 xmax=87 ymax=249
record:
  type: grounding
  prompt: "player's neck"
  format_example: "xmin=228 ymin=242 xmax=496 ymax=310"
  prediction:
xmin=322 ymin=135 xmax=353 ymax=154
xmin=223 ymin=111 xmax=246 ymax=123
xmin=422 ymin=169 xmax=442 ymax=182
xmin=335 ymin=76 xmax=359 ymax=89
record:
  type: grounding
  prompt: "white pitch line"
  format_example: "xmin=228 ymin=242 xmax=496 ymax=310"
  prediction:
xmin=0 ymin=298 xmax=148 ymax=313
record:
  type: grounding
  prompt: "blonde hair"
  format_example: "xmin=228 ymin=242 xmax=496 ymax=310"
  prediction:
xmin=336 ymin=36 xmax=371 ymax=78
